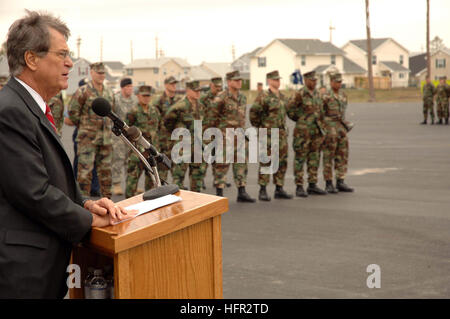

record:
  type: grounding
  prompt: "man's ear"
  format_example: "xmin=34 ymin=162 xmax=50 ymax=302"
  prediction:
xmin=24 ymin=50 xmax=39 ymax=71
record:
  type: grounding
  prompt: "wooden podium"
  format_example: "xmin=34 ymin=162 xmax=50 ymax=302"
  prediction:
xmin=69 ymin=190 xmax=228 ymax=299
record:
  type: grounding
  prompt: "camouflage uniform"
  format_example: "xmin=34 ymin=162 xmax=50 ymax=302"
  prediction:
xmin=250 ymin=88 xmax=288 ymax=186
xmin=321 ymin=87 xmax=350 ymax=181
xmin=436 ymin=81 xmax=449 ymax=122
xmin=151 ymin=89 xmax=182 ymax=181
xmin=125 ymin=92 xmax=161 ymax=198
xmin=112 ymin=91 xmax=137 ymax=185
xmin=48 ymin=92 xmax=65 ymax=137
xmin=68 ymin=80 xmax=115 ymax=198
xmin=422 ymin=82 xmax=436 ymax=122
xmin=287 ymin=80 xmax=325 ymax=186
xmin=204 ymin=84 xmax=248 ymax=189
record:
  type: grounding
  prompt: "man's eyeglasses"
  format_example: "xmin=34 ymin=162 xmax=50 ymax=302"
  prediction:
xmin=47 ymin=50 xmax=71 ymax=59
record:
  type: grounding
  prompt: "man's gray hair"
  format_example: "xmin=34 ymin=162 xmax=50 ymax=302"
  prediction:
xmin=6 ymin=10 xmax=70 ymax=76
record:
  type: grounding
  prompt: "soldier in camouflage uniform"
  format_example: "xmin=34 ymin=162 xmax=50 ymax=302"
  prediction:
xmin=204 ymin=70 xmax=255 ymax=202
xmin=250 ymin=70 xmax=292 ymax=201
xmin=199 ymin=77 xmax=224 ymax=189
xmin=421 ymin=77 xmax=436 ymax=125
xmin=151 ymin=76 xmax=182 ymax=182
xmin=68 ymin=62 xmax=115 ymax=198
xmin=125 ymin=85 xmax=161 ymax=198
xmin=435 ymin=76 xmax=449 ymax=125
xmin=164 ymin=80 xmax=206 ymax=192
xmin=287 ymin=71 xmax=327 ymax=197
xmin=112 ymin=78 xmax=137 ymax=195
xmin=321 ymin=73 xmax=354 ymax=193
xmin=48 ymin=92 xmax=64 ymax=136
xmin=0 ymin=76 xmax=8 ymax=90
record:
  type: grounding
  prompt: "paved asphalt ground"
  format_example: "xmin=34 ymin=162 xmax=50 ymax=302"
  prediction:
xmin=61 ymin=101 xmax=450 ymax=299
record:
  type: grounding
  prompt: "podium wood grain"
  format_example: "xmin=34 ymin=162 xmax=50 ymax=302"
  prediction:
xmin=70 ymin=190 xmax=228 ymax=299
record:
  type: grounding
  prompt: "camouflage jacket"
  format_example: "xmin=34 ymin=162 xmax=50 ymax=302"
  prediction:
xmin=204 ymin=89 xmax=247 ymax=131
xmin=164 ymin=97 xmax=204 ymax=135
xmin=322 ymin=89 xmax=348 ymax=121
xmin=68 ymin=81 xmax=115 ymax=145
xmin=48 ymin=92 xmax=64 ymax=136
xmin=436 ymin=83 xmax=449 ymax=104
xmin=151 ymin=91 xmax=182 ymax=117
xmin=199 ymin=89 xmax=216 ymax=111
xmin=249 ymin=89 xmax=287 ymax=129
xmin=423 ymin=83 xmax=436 ymax=102
xmin=126 ymin=102 xmax=161 ymax=147
xmin=114 ymin=91 xmax=137 ymax=120
xmin=286 ymin=87 xmax=325 ymax=132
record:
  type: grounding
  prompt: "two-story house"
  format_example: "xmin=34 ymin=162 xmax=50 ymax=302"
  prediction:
xmin=342 ymin=38 xmax=410 ymax=88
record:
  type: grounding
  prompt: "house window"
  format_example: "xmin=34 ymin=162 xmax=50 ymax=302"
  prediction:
xmin=258 ymin=57 xmax=266 ymax=67
xmin=156 ymin=81 xmax=159 ymax=88
xmin=372 ymin=55 xmax=377 ymax=65
xmin=127 ymin=69 xmax=133 ymax=76
xmin=163 ymin=68 xmax=167 ymax=75
xmin=399 ymin=73 xmax=404 ymax=79
xmin=153 ymin=68 xmax=159 ymax=74
xmin=331 ymin=55 xmax=336 ymax=65
xmin=436 ymin=58 xmax=446 ymax=68
xmin=301 ymin=55 xmax=306 ymax=66
xmin=399 ymin=55 xmax=404 ymax=65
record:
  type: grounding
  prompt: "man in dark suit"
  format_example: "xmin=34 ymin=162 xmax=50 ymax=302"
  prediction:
xmin=0 ymin=11 xmax=134 ymax=298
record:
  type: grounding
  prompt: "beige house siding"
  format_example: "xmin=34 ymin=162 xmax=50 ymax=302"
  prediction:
xmin=431 ymin=50 xmax=450 ymax=81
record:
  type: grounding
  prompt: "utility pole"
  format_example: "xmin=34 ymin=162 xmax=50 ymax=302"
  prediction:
xmin=231 ymin=43 xmax=236 ymax=61
xmin=426 ymin=0 xmax=431 ymax=79
xmin=100 ymin=36 xmax=103 ymax=62
xmin=329 ymin=21 xmax=335 ymax=43
xmin=76 ymin=36 xmax=81 ymax=59
xmin=365 ymin=0 xmax=375 ymax=102
xmin=130 ymin=40 xmax=134 ymax=63
xmin=155 ymin=36 xmax=159 ymax=59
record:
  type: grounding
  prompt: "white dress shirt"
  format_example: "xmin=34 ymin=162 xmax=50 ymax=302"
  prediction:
xmin=14 ymin=77 xmax=46 ymax=114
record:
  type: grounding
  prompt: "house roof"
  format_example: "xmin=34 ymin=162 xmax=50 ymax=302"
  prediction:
xmin=409 ymin=53 xmax=426 ymax=76
xmin=343 ymin=56 xmax=366 ymax=74
xmin=125 ymin=57 xmax=190 ymax=69
xmin=347 ymin=38 xmax=409 ymax=54
xmin=103 ymin=61 xmax=125 ymax=70
xmin=380 ymin=61 xmax=409 ymax=72
xmin=313 ymin=65 xmax=334 ymax=73
xmin=189 ymin=66 xmax=217 ymax=81
xmin=277 ymin=39 xmax=345 ymax=55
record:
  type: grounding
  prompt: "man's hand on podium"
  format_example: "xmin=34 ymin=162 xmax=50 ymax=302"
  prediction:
xmin=84 ymin=198 xmax=139 ymax=227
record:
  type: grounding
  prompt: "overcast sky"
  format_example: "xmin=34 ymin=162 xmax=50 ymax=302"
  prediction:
xmin=1 ymin=0 xmax=449 ymax=65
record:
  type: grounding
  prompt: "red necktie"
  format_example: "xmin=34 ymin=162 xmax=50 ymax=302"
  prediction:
xmin=45 ymin=103 xmax=57 ymax=133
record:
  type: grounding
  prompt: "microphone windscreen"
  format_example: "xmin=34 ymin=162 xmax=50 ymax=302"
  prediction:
xmin=126 ymin=126 xmax=141 ymax=141
xmin=92 ymin=97 xmax=111 ymax=117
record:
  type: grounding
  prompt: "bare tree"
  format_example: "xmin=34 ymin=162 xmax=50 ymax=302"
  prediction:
xmin=365 ymin=0 xmax=375 ymax=102
xmin=430 ymin=36 xmax=445 ymax=54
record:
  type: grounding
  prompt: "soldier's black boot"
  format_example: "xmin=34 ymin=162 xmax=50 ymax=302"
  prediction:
xmin=336 ymin=179 xmax=354 ymax=192
xmin=446 ymin=118 xmax=449 ymax=125
xmin=202 ymin=179 xmax=206 ymax=190
xmin=274 ymin=185 xmax=293 ymax=199
xmin=431 ymin=118 xmax=435 ymax=125
xmin=420 ymin=119 xmax=426 ymax=124
xmin=307 ymin=183 xmax=327 ymax=195
xmin=237 ymin=186 xmax=256 ymax=203
xmin=325 ymin=180 xmax=338 ymax=194
xmin=258 ymin=185 xmax=271 ymax=201
xmin=295 ymin=185 xmax=308 ymax=197
xmin=437 ymin=119 xmax=442 ymax=124
xmin=216 ymin=187 xmax=223 ymax=197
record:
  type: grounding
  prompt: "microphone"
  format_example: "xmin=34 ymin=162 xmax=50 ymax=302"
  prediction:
xmin=92 ymin=97 xmax=129 ymax=133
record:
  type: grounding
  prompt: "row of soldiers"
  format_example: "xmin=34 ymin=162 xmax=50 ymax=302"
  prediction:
xmin=39 ymin=62 xmax=354 ymax=202
xmin=421 ymin=76 xmax=450 ymax=125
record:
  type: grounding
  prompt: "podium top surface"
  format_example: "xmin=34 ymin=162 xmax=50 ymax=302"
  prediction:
xmin=88 ymin=190 xmax=228 ymax=254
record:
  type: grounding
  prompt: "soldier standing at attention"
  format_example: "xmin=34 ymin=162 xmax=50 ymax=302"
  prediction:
xmin=205 ymin=70 xmax=255 ymax=202
xmin=256 ymin=82 xmax=263 ymax=96
xmin=48 ymin=91 xmax=64 ymax=136
xmin=250 ymin=70 xmax=292 ymax=201
xmin=151 ymin=76 xmax=182 ymax=182
xmin=112 ymin=77 xmax=136 ymax=195
xmin=68 ymin=62 xmax=115 ymax=198
xmin=287 ymin=70 xmax=327 ymax=197
xmin=321 ymin=73 xmax=354 ymax=193
xmin=125 ymin=85 xmax=161 ymax=198
xmin=421 ymin=77 xmax=436 ymax=125
xmin=165 ymin=80 xmax=206 ymax=192
xmin=435 ymin=76 xmax=449 ymax=125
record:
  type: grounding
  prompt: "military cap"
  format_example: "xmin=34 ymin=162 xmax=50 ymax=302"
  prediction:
xmin=90 ymin=62 xmax=105 ymax=73
xmin=164 ymin=76 xmax=178 ymax=84
xmin=303 ymin=71 xmax=317 ymax=80
xmin=330 ymin=73 xmax=343 ymax=82
xmin=266 ymin=70 xmax=281 ymax=80
xmin=257 ymin=82 xmax=263 ymax=86
xmin=226 ymin=70 xmax=242 ymax=81
xmin=186 ymin=80 xmax=201 ymax=91
xmin=120 ymin=77 xmax=132 ymax=88
xmin=211 ymin=77 xmax=223 ymax=86
xmin=78 ymin=77 xmax=88 ymax=87
xmin=137 ymin=85 xmax=152 ymax=96
xmin=439 ymin=75 xmax=447 ymax=80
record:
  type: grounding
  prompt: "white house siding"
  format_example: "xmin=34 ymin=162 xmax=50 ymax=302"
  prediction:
xmin=342 ymin=43 xmax=367 ymax=69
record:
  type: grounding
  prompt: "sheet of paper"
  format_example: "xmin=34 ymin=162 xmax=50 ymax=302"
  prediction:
xmin=112 ymin=195 xmax=182 ymax=225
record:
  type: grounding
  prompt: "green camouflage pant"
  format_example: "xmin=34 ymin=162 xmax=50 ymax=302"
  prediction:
xmin=293 ymin=123 xmax=324 ymax=185
xmin=322 ymin=121 xmax=349 ymax=181
xmin=172 ymin=162 xmax=207 ymax=192
xmin=111 ymin=136 xmax=128 ymax=184
xmin=125 ymin=154 xmax=155 ymax=198
xmin=77 ymin=143 xmax=112 ymax=198
xmin=258 ymin=129 xmax=288 ymax=186
xmin=213 ymin=136 xmax=248 ymax=189
xmin=158 ymin=128 xmax=172 ymax=182
xmin=423 ymin=99 xmax=435 ymax=121
xmin=437 ymin=101 xmax=449 ymax=120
